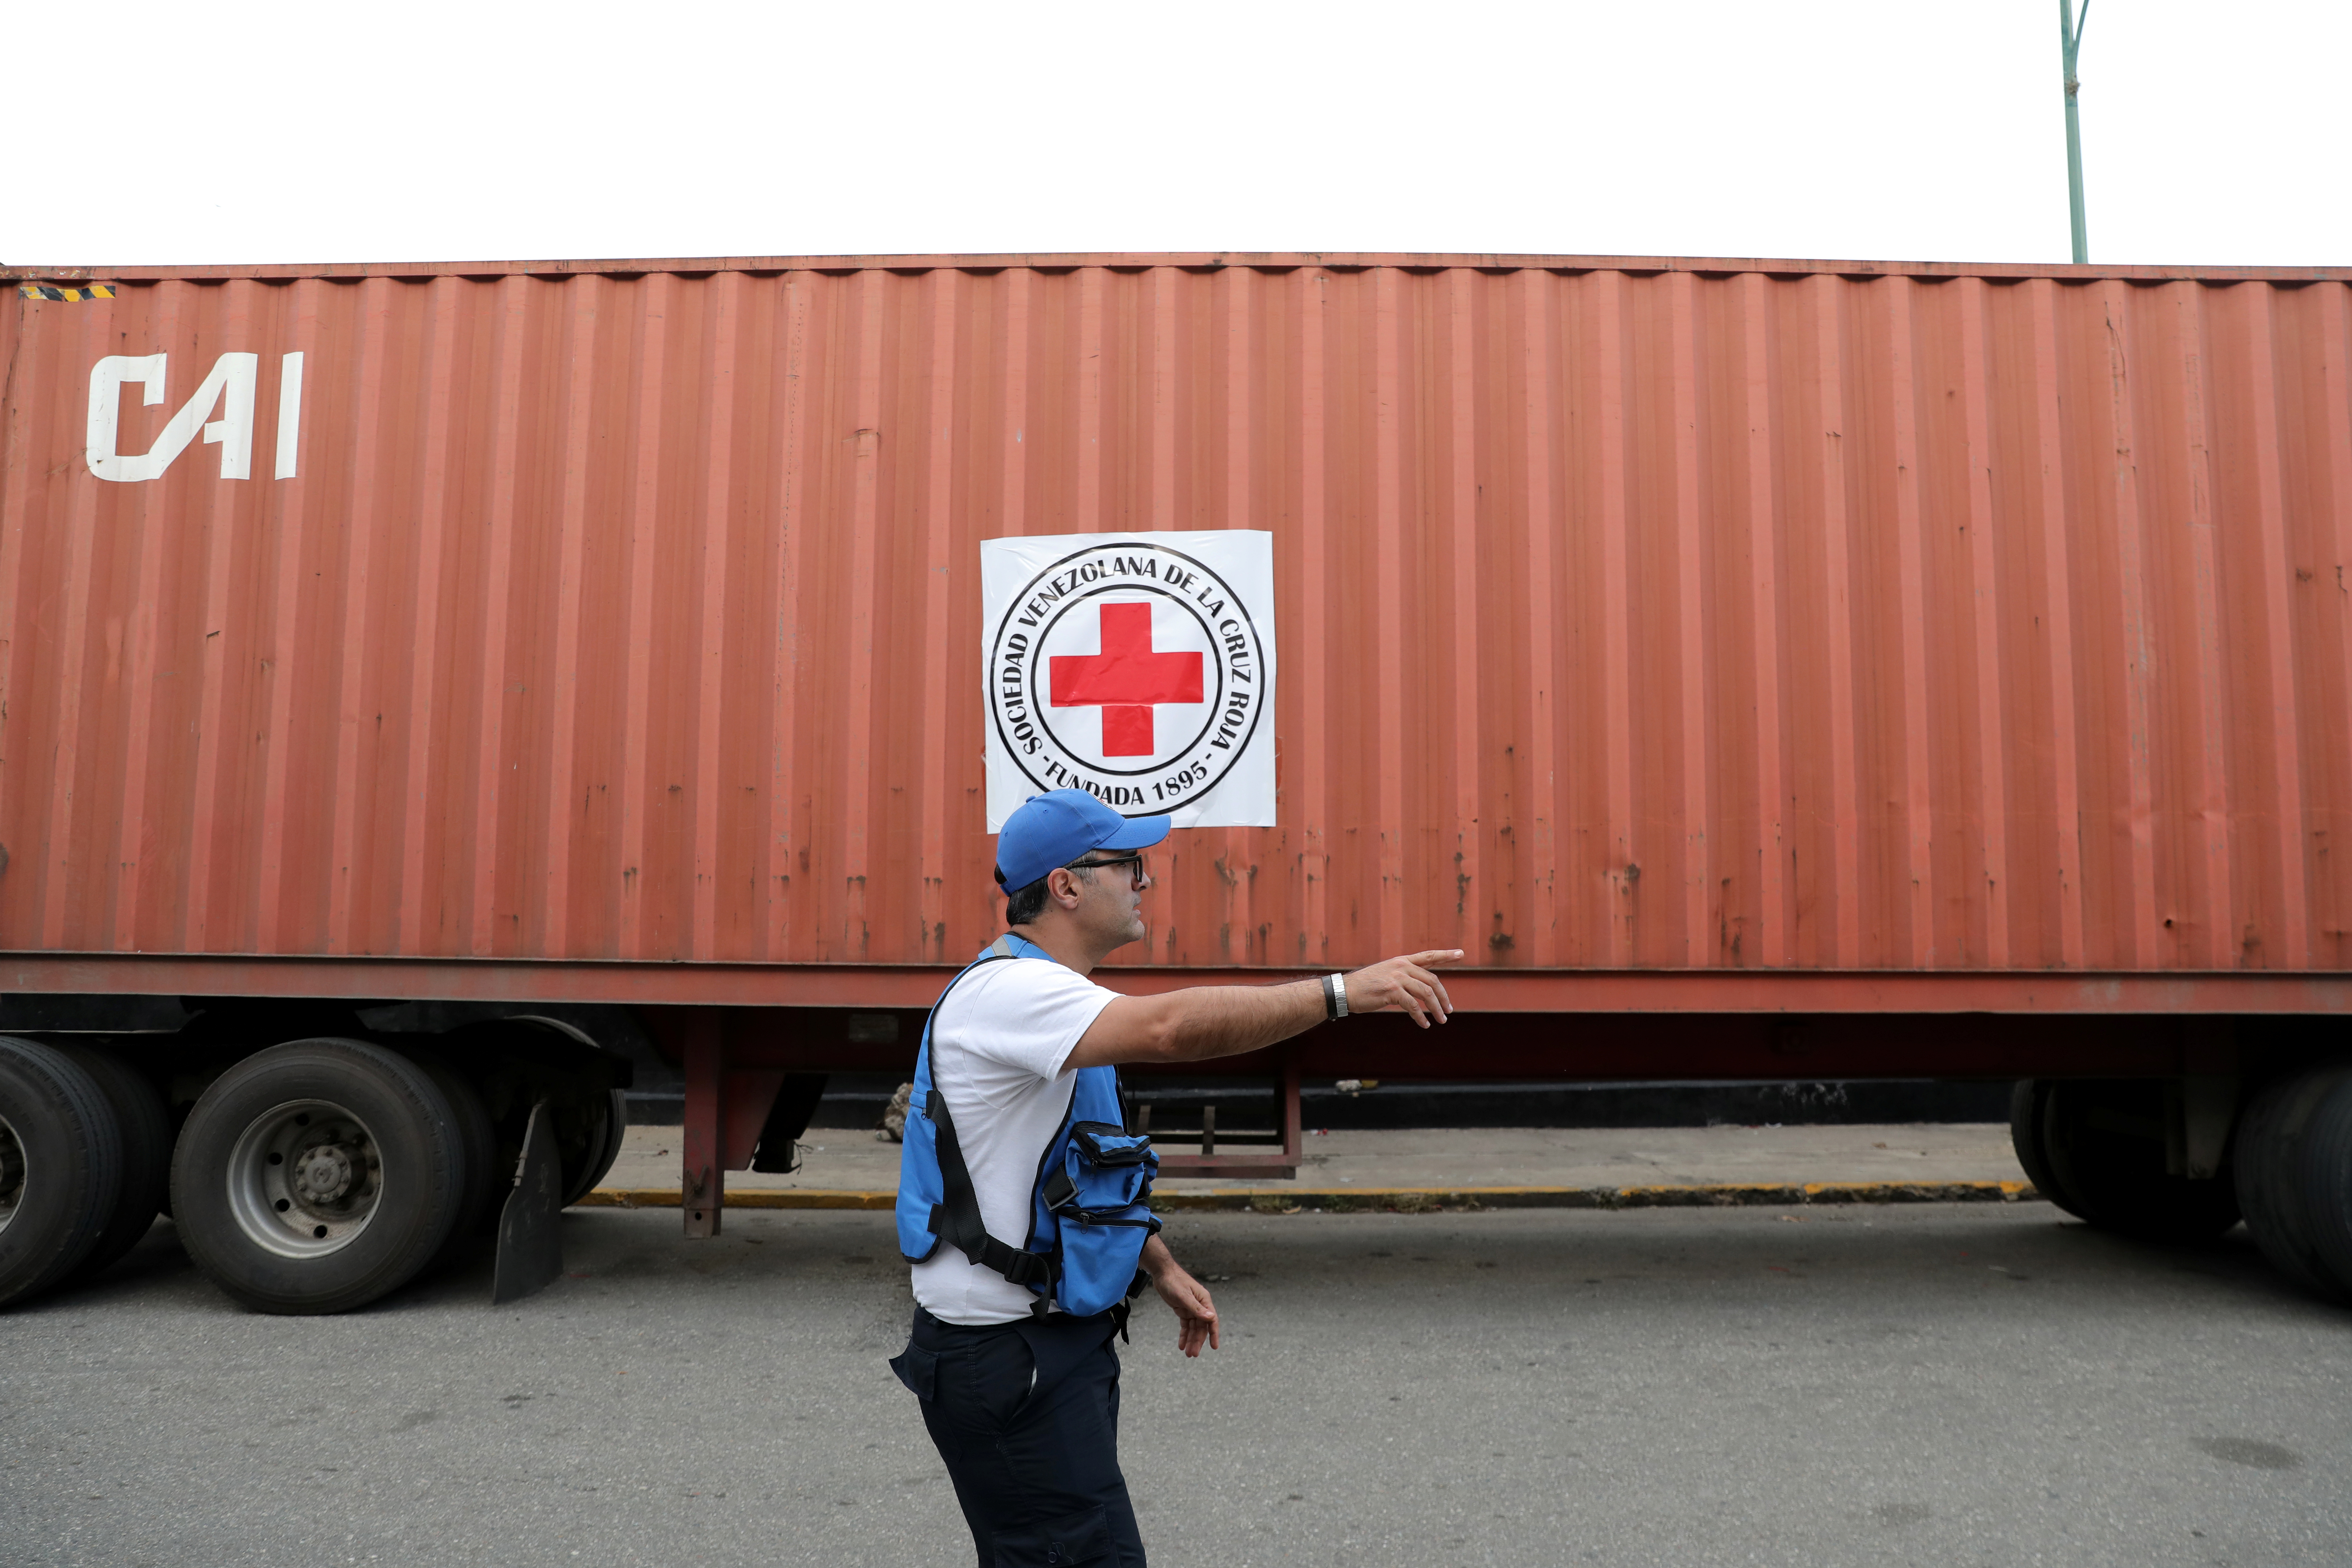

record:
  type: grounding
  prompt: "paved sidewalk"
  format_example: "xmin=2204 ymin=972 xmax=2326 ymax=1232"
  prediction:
xmin=599 ymin=1120 xmax=2029 ymax=1205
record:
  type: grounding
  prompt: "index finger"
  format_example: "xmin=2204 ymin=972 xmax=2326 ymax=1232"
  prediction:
xmin=1409 ymin=949 xmax=1467 ymax=967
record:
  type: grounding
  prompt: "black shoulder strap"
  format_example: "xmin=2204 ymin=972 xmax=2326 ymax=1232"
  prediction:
xmin=925 ymin=937 xmax=1056 ymax=1310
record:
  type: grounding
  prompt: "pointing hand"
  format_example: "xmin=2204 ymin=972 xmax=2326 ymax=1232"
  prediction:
xmin=1341 ymin=950 xmax=1464 ymax=1028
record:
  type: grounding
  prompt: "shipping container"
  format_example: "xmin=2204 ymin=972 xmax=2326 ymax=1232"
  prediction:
xmin=5 ymin=253 xmax=2352 ymax=1313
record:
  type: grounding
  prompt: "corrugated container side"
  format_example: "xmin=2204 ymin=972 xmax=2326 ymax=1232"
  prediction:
xmin=4 ymin=260 xmax=2350 ymax=974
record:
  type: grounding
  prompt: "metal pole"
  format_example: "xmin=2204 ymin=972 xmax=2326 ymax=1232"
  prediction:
xmin=2060 ymin=0 xmax=2090 ymax=263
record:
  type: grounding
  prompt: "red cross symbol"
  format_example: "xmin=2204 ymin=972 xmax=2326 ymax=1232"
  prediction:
xmin=1048 ymin=602 xmax=1204 ymax=757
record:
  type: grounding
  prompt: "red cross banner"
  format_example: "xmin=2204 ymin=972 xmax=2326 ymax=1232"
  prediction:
xmin=982 ymin=530 xmax=1277 ymax=830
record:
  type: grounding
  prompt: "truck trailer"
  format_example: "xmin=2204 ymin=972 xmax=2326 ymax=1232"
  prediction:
xmin=4 ymin=251 xmax=2351 ymax=1312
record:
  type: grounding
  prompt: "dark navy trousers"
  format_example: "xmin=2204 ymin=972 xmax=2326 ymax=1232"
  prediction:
xmin=892 ymin=1305 xmax=1146 ymax=1566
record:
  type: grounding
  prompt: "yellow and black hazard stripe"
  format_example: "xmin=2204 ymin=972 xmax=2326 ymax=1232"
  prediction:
xmin=17 ymin=283 xmax=117 ymax=302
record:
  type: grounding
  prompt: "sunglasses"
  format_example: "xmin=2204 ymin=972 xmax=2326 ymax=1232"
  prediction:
xmin=1063 ymin=852 xmax=1149 ymax=888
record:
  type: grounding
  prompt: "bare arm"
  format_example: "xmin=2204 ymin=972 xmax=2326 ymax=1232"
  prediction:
xmin=1063 ymin=949 xmax=1462 ymax=1070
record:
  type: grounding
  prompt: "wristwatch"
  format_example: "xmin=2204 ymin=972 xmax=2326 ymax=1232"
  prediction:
xmin=1322 ymin=972 xmax=1350 ymax=1020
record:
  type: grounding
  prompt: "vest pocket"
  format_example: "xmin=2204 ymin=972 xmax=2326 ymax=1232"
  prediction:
xmin=991 ymin=1503 xmax=1112 ymax=1566
xmin=1071 ymin=1123 xmax=1152 ymax=1167
xmin=1047 ymin=1122 xmax=1159 ymax=1221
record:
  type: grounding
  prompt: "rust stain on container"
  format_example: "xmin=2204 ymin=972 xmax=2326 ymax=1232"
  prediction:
xmin=2 ymin=255 xmax=2350 ymax=978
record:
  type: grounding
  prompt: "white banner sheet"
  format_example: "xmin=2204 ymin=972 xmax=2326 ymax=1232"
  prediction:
xmin=981 ymin=530 xmax=1276 ymax=830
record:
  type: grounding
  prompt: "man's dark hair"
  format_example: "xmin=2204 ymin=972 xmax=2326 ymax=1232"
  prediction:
xmin=1003 ymin=874 xmax=1053 ymax=926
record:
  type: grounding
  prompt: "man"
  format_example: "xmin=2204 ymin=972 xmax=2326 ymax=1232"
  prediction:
xmin=891 ymin=788 xmax=1460 ymax=1566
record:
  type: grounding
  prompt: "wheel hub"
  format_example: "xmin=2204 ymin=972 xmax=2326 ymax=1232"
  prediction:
xmin=291 ymin=1143 xmax=357 ymax=1205
xmin=225 ymin=1100 xmax=383 ymax=1259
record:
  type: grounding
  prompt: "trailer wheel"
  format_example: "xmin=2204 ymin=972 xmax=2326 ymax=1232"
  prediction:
xmin=0 ymin=1037 xmax=124 ymax=1309
xmin=2040 ymin=1078 xmax=2241 ymax=1244
xmin=2233 ymin=1066 xmax=2352 ymax=1304
xmin=563 ymin=1089 xmax=629 ymax=1208
xmin=408 ymin=1055 xmax=499 ymax=1269
xmin=2009 ymin=1080 xmax=2087 ymax=1219
xmin=55 ymin=1045 xmax=172 ymax=1286
xmin=171 ymin=1039 xmax=465 ymax=1315
xmin=2301 ymin=1070 xmax=2352 ymax=1297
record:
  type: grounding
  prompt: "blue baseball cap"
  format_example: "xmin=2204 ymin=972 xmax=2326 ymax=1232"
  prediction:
xmin=994 ymin=790 xmax=1172 ymax=891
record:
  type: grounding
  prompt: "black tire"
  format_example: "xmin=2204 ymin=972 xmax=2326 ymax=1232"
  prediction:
xmin=54 ymin=1045 xmax=172 ymax=1286
xmin=2040 ymin=1078 xmax=2242 ymax=1244
xmin=562 ymin=1088 xmax=628 ymax=1208
xmin=408 ymin=1054 xmax=498 ymax=1269
xmin=0 ymin=1036 xmax=124 ymax=1309
xmin=2009 ymin=1080 xmax=2087 ymax=1220
xmin=2235 ymin=1066 xmax=2352 ymax=1303
xmin=2301 ymin=1069 xmax=2352 ymax=1299
xmin=171 ymin=1038 xmax=465 ymax=1315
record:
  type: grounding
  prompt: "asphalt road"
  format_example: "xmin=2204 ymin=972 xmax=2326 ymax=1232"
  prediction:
xmin=2 ymin=1205 xmax=2347 ymax=1568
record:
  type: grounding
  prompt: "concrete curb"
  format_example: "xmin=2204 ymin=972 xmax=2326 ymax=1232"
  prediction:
xmin=578 ymin=1189 xmax=895 ymax=1211
xmin=579 ymin=1180 xmax=2041 ymax=1214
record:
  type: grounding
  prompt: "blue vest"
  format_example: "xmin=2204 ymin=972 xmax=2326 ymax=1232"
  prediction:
xmin=896 ymin=934 xmax=1162 ymax=1319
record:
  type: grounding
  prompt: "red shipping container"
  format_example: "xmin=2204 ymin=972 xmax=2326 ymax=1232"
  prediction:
xmin=4 ymin=253 xmax=2352 ymax=1023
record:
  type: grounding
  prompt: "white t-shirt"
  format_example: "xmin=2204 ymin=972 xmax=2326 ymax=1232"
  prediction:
xmin=910 ymin=956 xmax=1122 ymax=1325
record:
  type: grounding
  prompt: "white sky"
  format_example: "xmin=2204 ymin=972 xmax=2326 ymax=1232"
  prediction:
xmin=9 ymin=0 xmax=2345 ymax=269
